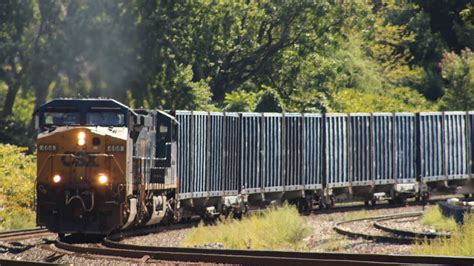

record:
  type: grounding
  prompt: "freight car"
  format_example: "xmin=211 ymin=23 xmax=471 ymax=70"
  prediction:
xmin=34 ymin=98 xmax=474 ymax=236
xmin=175 ymin=111 xmax=473 ymax=211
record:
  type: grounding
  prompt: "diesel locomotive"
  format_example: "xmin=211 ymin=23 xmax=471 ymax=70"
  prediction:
xmin=34 ymin=99 xmax=178 ymax=235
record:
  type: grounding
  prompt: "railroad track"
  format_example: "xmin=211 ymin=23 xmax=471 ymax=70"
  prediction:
xmin=55 ymin=236 xmax=474 ymax=265
xmin=373 ymin=214 xmax=451 ymax=239
xmin=0 ymin=228 xmax=63 ymax=265
xmin=333 ymin=212 xmax=449 ymax=244
xmin=0 ymin=227 xmax=52 ymax=242
xmin=50 ymin=219 xmax=474 ymax=265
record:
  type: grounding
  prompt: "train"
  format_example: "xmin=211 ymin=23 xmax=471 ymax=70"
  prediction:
xmin=34 ymin=98 xmax=474 ymax=235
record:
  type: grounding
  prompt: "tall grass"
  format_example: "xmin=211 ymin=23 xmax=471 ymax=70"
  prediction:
xmin=182 ymin=204 xmax=311 ymax=250
xmin=413 ymin=212 xmax=474 ymax=256
xmin=420 ymin=206 xmax=458 ymax=232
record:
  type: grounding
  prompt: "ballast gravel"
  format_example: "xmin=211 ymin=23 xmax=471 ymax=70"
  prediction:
xmin=0 ymin=203 xmax=439 ymax=264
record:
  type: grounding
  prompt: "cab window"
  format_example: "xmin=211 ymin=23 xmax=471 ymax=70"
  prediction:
xmin=44 ymin=112 xmax=80 ymax=126
xmin=86 ymin=111 xmax=125 ymax=126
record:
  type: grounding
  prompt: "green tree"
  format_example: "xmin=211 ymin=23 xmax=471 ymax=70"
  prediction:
xmin=332 ymin=87 xmax=434 ymax=113
xmin=439 ymin=48 xmax=474 ymax=110
xmin=0 ymin=1 xmax=37 ymax=117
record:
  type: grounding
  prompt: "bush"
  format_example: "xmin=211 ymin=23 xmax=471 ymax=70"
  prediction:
xmin=0 ymin=144 xmax=36 ymax=231
xmin=182 ymin=204 xmax=311 ymax=250
xmin=420 ymin=206 xmax=458 ymax=232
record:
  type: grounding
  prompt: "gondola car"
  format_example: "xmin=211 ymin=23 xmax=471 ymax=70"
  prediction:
xmin=34 ymin=98 xmax=178 ymax=235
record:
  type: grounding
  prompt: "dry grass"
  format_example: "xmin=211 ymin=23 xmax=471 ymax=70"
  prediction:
xmin=412 ymin=207 xmax=474 ymax=256
xmin=316 ymin=234 xmax=348 ymax=252
xmin=181 ymin=204 xmax=311 ymax=250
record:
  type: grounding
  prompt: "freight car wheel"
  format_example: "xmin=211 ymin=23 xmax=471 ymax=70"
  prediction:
xmin=318 ymin=202 xmax=325 ymax=210
xmin=297 ymin=198 xmax=312 ymax=215
xmin=371 ymin=198 xmax=377 ymax=206
xmin=319 ymin=201 xmax=330 ymax=210
xmin=421 ymin=192 xmax=430 ymax=204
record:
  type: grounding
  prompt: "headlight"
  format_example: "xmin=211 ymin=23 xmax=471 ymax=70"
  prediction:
xmin=52 ymin=174 xmax=62 ymax=183
xmin=98 ymin=174 xmax=108 ymax=185
xmin=107 ymin=145 xmax=125 ymax=152
xmin=38 ymin=144 xmax=57 ymax=152
xmin=78 ymin=132 xmax=86 ymax=146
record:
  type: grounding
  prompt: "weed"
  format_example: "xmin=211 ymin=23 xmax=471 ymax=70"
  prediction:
xmin=182 ymin=204 xmax=311 ymax=250
xmin=412 ymin=212 xmax=474 ymax=256
xmin=420 ymin=206 xmax=458 ymax=232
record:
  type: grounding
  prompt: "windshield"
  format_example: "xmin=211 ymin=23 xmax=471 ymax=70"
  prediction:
xmin=44 ymin=112 xmax=80 ymax=126
xmin=86 ymin=111 xmax=125 ymax=126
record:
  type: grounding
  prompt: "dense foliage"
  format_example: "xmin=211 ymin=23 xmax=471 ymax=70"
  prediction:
xmin=0 ymin=0 xmax=473 ymax=147
xmin=0 ymin=144 xmax=36 ymax=230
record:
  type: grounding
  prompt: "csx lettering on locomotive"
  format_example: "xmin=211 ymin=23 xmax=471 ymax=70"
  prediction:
xmin=61 ymin=152 xmax=99 ymax=167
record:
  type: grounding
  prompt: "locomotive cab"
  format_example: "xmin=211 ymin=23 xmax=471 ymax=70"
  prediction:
xmin=33 ymin=99 xmax=137 ymax=235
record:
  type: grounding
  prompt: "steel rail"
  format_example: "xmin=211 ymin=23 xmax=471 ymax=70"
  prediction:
xmin=0 ymin=228 xmax=51 ymax=241
xmin=0 ymin=258 xmax=69 ymax=266
xmin=373 ymin=214 xmax=451 ymax=239
xmin=55 ymin=236 xmax=474 ymax=265
xmin=56 ymin=241 xmax=474 ymax=266
xmin=50 ymin=211 xmax=474 ymax=265
xmin=56 ymin=239 xmax=393 ymax=266
xmin=101 ymin=211 xmax=474 ymax=265
xmin=333 ymin=212 xmax=424 ymax=244
xmin=0 ymin=227 xmax=44 ymax=236
xmin=102 ymin=238 xmax=474 ymax=265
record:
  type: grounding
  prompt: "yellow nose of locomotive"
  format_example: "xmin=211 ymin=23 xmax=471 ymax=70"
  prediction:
xmin=36 ymin=126 xmax=128 ymax=234
xmin=37 ymin=127 xmax=127 ymax=187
